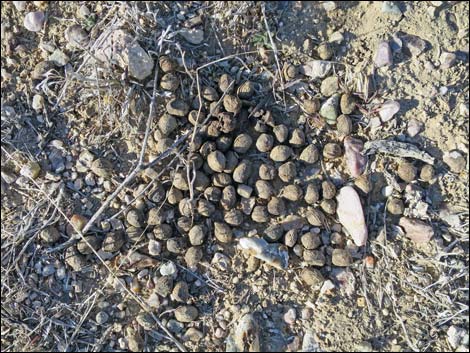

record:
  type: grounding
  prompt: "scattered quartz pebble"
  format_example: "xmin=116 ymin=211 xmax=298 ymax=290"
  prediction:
xmin=399 ymin=217 xmax=434 ymax=243
xmin=407 ymin=118 xmax=423 ymax=137
xmin=447 ymin=325 xmax=468 ymax=349
xmin=42 ymin=264 xmax=55 ymax=276
xmin=319 ymin=279 xmax=335 ymax=296
xmin=336 ymin=186 xmax=368 ymax=246
xmin=32 ymin=94 xmax=44 ymax=111
xmin=148 ymin=240 xmax=161 ymax=256
xmin=378 ymin=100 xmax=400 ymax=122
xmin=375 ymin=41 xmax=393 ymax=67
xmin=24 ymin=11 xmax=45 ymax=32
xmin=443 ymin=151 xmax=466 ymax=173
xmin=404 ymin=35 xmax=427 ymax=57
xmin=160 ymin=261 xmax=177 ymax=276
xmin=96 ymin=311 xmax=109 ymax=325
xmin=283 ymin=308 xmax=296 ymax=325
xmin=344 ymin=136 xmax=367 ymax=177
xmin=302 ymin=60 xmax=332 ymax=79
xmin=302 ymin=329 xmax=321 ymax=352
xmin=440 ymin=52 xmax=457 ymax=69
xmin=238 ymin=237 xmax=288 ymax=269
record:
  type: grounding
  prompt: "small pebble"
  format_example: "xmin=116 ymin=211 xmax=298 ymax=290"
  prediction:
xmin=160 ymin=261 xmax=177 ymax=276
xmin=399 ymin=217 xmax=434 ymax=243
xmin=283 ymin=308 xmax=297 ymax=325
xmin=375 ymin=41 xmax=393 ymax=67
xmin=379 ymin=100 xmax=400 ymax=122
xmin=440 ymin=52 xmax=457 ymax=69
xmin=407 ymin=118 xmax=423 ymax=137
xmin=24 ymin=11 xmax=45 ymax=32
xmin=96 ymin=311 xmax=109 ymax=325
xmin=444 ymin=151 xmax=467 ymax=173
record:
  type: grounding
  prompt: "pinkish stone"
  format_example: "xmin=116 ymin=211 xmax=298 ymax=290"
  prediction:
xmin=375 ymin=41 xmax=393 ymax=67
xmin=399 ymin=217 xmax=434 ymax=243
xmin=336 ymin=186 xmax=368 ymax=246
xmin=344 ymin=136 xmax=367 ymax=177
xmin=379 ymin=100 xmax=400 ymax=122
xmin=407 ymin=118 xmax=423 ymax=137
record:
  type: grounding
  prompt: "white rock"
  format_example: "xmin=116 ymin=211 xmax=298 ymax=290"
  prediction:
xmin=148 ymin=239 xmax=161 ymax=256
xmin=329 ymin=31 xmax=344 ymax=43
xmin=24 ymin=11 xmax=45 ymax=32
xmin=374 ymin=41 xmax=392 ymax=67
xmin=96 ymin=311 xmax=109 ymax=325
xmin=319 ymin=279 xmax=335 ymax=296
xmin=336 ymin=186 xmax=368 ymax=246
xmin=301 ymin=329 xmax=321 ymax=352
xmin=160 ymin=261 xmax=177 ymax=276
xmin=238 ymin=237 xmax=288 ymax=269
xmin=211 ymin=252 xmax=231 ymax=271
xmin=302 ymin=60 xmax=333 ymax=79
xmin=180 ymin=28 xmax=204 ymax=45
xmin=407 ymin=118 xmax=423 ymax=137
xmin=447 ymin=325 xmax=467 ymax=349
xmin=283 ymin=308 xmax=296 ymax=325
xmin=440 ymin=52 xmax=457 ymax=69
xmin=378 ymin=100 xmax=400 ymax=122
xmin=147 ymin=292 xmax=160 ymax=308
xmin=32 ymin=94 xmax=44 ymax=111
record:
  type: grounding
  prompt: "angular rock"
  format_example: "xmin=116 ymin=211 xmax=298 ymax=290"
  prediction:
xmin=238 ymin=237 xmax=288 ymax=270
xmin=399 ymin=217 xmax=434 ymax=243
xmin=301 ymin=60 xmax=333 ymax=79
xmin=336 ymin=186 xmax=368 ymax=246
xmin=319 ymin=94 xmax=340 ymax=125
xmin=440 ymin=52 xmax=457 ymax=69
xmin=127 ymin=44 xmax=154 ymax=80
xmin=93 ymin=29 xmax=153 ymax=80
xmin=404 ymin=35 xmax=427 ymax=57
xmin=344 ymin=136 xmax=367 ymax=177
xmin=374 ymin=41 xmax=393 ymax=67
xmin=378 ymin=100 xmax=400 ymax=122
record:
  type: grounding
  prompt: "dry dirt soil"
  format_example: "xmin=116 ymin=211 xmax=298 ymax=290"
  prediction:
xmin=1 ymin=1 xmax=469 ymax=353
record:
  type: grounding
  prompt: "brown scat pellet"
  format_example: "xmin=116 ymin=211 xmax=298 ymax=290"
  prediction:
xmin=397 ymin=161 xmax=417 ymax=183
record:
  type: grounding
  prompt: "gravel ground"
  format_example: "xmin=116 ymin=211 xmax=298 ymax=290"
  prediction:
xmin=1 ymin=2 xmax=468 ymax=352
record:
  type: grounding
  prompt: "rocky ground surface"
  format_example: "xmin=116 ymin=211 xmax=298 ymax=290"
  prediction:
xmin=1 ymin=1 xmax=469 ymax=352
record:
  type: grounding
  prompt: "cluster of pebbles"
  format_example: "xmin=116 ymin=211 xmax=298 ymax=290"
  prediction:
xmin=19 ymin=46 xmax=443 ymax=345
xmin=3 ymin=4 xmax=447 ymax=347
